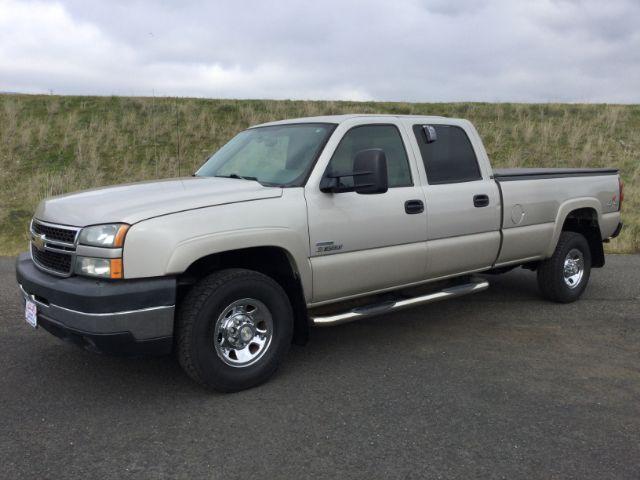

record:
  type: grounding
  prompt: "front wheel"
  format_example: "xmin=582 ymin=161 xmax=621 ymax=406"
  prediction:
xmin=537 ymin=231 xmax=592 ymax=303
xmin=177 ymin=268 xmax=294 ymax=392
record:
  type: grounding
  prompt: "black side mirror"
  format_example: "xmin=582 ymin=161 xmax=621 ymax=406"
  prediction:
xmin=353 ymin=148 xmax=388 ymax=194
xmin=320 ymin=148 xmax=388 ymax=195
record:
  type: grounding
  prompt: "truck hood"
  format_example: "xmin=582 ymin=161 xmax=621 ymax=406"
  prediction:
xmin=34 ymin=177 xmax=283 ymax=226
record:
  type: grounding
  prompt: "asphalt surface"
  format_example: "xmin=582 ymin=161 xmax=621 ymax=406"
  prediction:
xmin=1 ymin=256 xmax=639 ymax=479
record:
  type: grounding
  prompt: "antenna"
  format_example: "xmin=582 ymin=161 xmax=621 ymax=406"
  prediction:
xmin=152 ymin=89 xmax=158 ymax=177
xmin=175 ymin=96 xmax=181 ymax=177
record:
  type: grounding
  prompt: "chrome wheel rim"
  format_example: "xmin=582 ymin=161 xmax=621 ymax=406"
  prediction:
xmin=213 ymin=298 xmax=273 ymax=368
xmin=563 ymin=248 xmax=584 ymax=289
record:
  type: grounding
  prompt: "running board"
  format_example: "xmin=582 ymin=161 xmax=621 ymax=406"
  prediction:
xmin=310 ymin=277 xmax=489 ymax=327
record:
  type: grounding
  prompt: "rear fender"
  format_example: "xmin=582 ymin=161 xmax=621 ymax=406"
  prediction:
xmin=545 ymin=198 xmax=602 ymax=258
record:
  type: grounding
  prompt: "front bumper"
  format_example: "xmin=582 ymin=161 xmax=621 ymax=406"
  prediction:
xmin=16 ymin=253 xmax=176 ymax=356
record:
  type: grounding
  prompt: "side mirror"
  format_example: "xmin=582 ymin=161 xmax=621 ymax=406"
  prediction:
xmin=320 ymin=148 xmax=388 ymax=195
xmin=422 ymin=125 xmax=437 ymax=143
xmin=353 ymin=148 xmax=388 ymax=194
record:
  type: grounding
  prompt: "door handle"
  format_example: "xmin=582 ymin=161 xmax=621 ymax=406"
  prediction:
xmin=405 ymin=199 xmax=424 ymax=214
xmin=473 ymin=194 xmax=490 ymax=208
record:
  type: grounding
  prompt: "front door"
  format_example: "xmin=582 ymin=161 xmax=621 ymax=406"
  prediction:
xmin=305 ymin=122 xmax=428 ymax=304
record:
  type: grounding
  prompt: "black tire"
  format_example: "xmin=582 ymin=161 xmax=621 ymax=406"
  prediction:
xmin=177 ymin=268 xmax=293 ymax=392
xmin=537 ymin=231 xmax=592 ymax=303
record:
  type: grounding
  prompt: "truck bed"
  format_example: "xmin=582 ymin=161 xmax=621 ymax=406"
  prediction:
xmin=492 ymin=166 xmax=621 ymax=267
xmin=493 ymin=168 xmax=618 ymax=181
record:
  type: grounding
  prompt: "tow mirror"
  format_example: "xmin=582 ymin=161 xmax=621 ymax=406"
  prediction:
xmin=320 ymin=148 xmax=388 ymax=195
xmin=422 ymin=125 xmax=437 ymax=143
xmin=353 ymin=149 xmax=388 ymax=194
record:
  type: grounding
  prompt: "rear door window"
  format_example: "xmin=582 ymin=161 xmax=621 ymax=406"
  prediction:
xmin=412 ymin=125 xmax=482 ymax=184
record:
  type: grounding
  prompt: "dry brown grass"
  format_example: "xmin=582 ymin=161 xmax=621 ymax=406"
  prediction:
xmin=0 ymin=94 xmax=637 ymax=255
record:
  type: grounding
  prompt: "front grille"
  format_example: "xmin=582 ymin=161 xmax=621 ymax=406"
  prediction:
xmin=31 ymin=245 xmax=73 ymax=275
xmin=32 ymin=221 xmax=77 ymax=244
xmin=30 ymin=219 xmax=79 ymax=276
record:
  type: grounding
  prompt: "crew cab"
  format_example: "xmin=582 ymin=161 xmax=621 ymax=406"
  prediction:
xmin=16 ymin=114 xmax=624 ymax=391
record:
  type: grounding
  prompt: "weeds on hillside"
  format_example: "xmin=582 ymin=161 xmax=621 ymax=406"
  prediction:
xmin=0 ymin=95 xmax=637 ymax=254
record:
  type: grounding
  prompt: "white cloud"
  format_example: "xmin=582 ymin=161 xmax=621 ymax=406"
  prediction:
xmin=0 ymin=0 xmax=638 ymax=102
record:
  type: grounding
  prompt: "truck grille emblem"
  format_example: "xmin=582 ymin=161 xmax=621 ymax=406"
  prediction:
xmin=31 ymin=233 xmax=46 ymax=251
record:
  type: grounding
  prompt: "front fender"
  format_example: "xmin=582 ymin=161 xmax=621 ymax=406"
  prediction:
xmin=166 ymin=227 xmax=312 ymax=301
xmin=122 ymin=194 xmax=312 ymax=301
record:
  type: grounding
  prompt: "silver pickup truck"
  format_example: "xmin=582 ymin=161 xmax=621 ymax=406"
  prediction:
xmin=16 ymin=114 xmax=624 ymax=391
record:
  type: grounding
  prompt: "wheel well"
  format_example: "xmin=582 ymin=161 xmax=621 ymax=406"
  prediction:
xmin=561 ymin=208 xmax=605 ymax=267
xmin=178 ymin=247 xmax=309 ymax=345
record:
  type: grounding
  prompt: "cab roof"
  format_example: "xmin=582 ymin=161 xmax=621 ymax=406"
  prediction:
xmin=252 ymin=114 xmax=454 ymax=128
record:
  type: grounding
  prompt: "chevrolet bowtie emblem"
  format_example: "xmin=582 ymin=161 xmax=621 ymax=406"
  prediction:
xmin=32 ymin=233 xmax=46 ymax=251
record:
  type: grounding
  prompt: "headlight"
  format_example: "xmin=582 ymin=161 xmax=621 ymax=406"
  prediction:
xmin=76 ymin=257 xmax=123 ymax=279
xmin=78 ymin=224 xmax=129 ymax=248
xmin=76 ymin=223 xmax=127 ymax=279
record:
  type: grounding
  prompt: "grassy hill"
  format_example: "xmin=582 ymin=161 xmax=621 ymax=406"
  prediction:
xmin=0 ymin=94 xmax=637 ymax=255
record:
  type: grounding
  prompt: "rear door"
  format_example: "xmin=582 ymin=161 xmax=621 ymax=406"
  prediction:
xmin=305 ymin=120 xmax=428 ymax=304
xmin=408 ymin=122 xmax=501 ymax=278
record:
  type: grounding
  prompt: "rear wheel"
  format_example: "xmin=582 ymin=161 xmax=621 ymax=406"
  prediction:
xmin=177 ymin=268 xmax=293 ymax=392
xmin=537 ymin=231 xmax=592 ymax=303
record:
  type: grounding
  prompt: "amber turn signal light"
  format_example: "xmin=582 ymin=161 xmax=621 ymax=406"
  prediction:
xmin=114 ymin=225 xmax=130 ymax=248
xmin=110 ymin=258 xmax=123 ymax=279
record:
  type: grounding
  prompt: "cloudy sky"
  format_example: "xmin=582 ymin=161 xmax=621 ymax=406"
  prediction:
xmin=0 ymin=0 xmax=638 ymax=103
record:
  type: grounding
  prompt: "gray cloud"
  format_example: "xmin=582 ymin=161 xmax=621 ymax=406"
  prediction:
xmin=0 ymin=0 xmax=638 ymax=102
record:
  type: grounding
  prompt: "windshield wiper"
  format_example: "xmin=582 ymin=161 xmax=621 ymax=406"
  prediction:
xmin=212 ymin=173 xmax=281 ymax=187
xmin=214 ymin=173 xmax=260 ymax=182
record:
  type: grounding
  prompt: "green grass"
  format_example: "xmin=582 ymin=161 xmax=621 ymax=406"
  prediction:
xmin=1 ymin=94 xmax=637 ymax=255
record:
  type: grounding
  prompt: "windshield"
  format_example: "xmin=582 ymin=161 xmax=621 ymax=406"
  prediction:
xmin=196 ymin=123 xmax=335 ymax=187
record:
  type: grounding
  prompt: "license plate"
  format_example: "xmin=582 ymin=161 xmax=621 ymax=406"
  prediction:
xmin=25 ymin=299 xmax=38 ymax=328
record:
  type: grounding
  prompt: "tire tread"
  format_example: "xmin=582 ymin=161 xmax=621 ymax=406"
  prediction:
xmin=537 ymin=231 xmax=591 ymax=303
xmin=176 ymin=268 xmax=290 ymax=390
